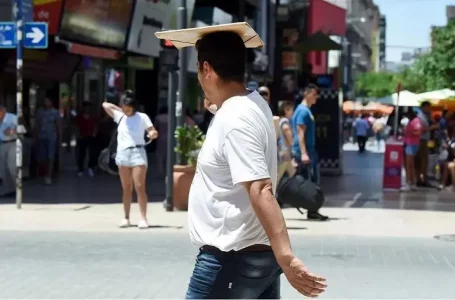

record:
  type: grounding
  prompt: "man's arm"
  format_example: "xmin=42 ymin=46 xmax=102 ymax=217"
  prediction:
xmin=297 ymin=124 xmax=307 ymax=156
xmin=224 ymin=128 xmax=326 ymax=297
xmin=243 ymin=179 xmax=293 ymax=265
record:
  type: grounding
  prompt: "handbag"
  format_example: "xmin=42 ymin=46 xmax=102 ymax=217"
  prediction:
xmin=276 ymin=166 xmax=325 ymax=214
xmin=98 ymin=116 xmax=124 ymax=175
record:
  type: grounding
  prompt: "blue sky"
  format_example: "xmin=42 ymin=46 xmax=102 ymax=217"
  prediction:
xmin=375 ymin=0 xmax=454 ymax=62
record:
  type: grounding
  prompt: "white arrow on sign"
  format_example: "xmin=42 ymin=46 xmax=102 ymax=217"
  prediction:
xmin=26 ymin=27 xmax=44 ymax=44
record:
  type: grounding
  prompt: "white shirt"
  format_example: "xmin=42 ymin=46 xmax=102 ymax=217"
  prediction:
xmin=188 ymin=91 xmax=278 ymax=251
xmin=0 ymin=113 xmax=18 ymax=142
xmin=112 ymin=110 xmax=153 ymax=151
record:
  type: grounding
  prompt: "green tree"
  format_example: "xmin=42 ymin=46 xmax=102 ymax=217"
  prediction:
xmin=395 ymin=65 xmax=427 ymax=93
xmin=414 ymin=20 xmax=455 ymax=90
xmin=355 ymin=72 xmax=397 ymax=98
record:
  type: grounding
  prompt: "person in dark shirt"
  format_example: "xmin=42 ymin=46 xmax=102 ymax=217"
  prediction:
xmin=75 ymin=102 xmax=98 ymax=177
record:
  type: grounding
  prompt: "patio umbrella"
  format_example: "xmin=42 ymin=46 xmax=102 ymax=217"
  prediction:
xmin=417 ymin=89 xmax=455 ymax=101
xmin=376 ymin=90 xmax=420 ymax=107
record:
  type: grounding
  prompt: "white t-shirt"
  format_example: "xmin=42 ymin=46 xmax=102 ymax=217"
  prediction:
xmin=112 ymin=110 xmax=153 ymax=151
xmin=188 ymin=91 xmax=278 ymax=252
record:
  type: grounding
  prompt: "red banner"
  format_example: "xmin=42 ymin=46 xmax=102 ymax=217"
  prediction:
xmin=33 ymin=0 xmax=63 ymax=35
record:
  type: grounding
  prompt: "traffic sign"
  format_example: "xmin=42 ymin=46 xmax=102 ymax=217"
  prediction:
xmin=0 ymin=22 xmax=17 ymax=49
xmin=24 ymin=22 xmax=48 ymax=49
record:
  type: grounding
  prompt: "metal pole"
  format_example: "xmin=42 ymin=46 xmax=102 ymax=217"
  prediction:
xmin=164 ymin=70 xmax=176 ymax=212
xmin=393 ymin=94 xmax=400 ymax=137
xmin=14 ymin=0 xmax=23 ymax=209
xmin=176 ymin=0 xmax=188 ymax=164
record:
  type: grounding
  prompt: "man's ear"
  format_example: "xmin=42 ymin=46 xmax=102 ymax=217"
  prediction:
xmin=203 ymin=61 xmax=211 ymax=79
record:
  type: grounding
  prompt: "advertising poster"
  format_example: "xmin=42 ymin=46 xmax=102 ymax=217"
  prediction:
xmin=59 ymin=0 xmax=134 ymax=49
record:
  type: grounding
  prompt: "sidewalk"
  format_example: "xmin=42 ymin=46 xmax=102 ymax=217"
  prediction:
xmin=1 ymin=146 xmax=453 ymax=212
xmin=1 ymin=202 xmax=454 ymax=238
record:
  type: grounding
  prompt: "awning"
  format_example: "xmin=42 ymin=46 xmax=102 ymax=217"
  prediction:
xmin=293 ymin=31 xmax=342 ymax=53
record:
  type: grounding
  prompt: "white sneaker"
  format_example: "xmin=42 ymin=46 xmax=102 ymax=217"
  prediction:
xmin=138 ymin=219 xmax=149 ymax=229
xmin=400 ymin=185 xmax=411 ymax=192
xmin=118 ymin=219 xmax=131 ymax=228
xmin=44 ymin=177 xmax=52 ymax=185
xmin=88 ymin=168 xmax=95 ymax=177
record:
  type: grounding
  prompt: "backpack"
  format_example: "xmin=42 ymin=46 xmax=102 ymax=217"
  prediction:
xmin=276 ymin=170 xmax=325 ymax=214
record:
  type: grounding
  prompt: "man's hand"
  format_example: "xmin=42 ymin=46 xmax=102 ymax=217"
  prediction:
xmin=147 ymin=130 xmax=158 ymax=140
xmin=301 ymin=152 xmax=311 ymax=164
xmin=281 ymin=256 xmax=327 ymax=298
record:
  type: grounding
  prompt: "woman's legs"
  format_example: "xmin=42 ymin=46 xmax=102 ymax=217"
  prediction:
xmin=118 ymin=166 xmax=133 ymax=220
xmin=407 ymin=155 xmax=416 ymax=186
xmin=132 ymin=165 xmax=148 ymax=221
xmin=448 ymin=161 xmax=455 ymax=187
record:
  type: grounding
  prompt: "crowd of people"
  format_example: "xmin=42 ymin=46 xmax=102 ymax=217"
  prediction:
xmin=401 ymin=102 xmax=455 ymax=192
xmin=344 ymin=112 xmax=390 ymax=152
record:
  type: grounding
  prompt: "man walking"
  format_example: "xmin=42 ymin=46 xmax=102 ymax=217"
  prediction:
xmin=354 ymin=114 xmax=370 ymax=153
xmin=291 ymin=84 xmax=328 ymax=221
xmin=156 ymin=24 xmax=326 ymax=299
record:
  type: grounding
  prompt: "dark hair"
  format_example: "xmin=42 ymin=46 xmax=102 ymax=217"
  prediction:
xmin=119 ymin=90 xmax=137 ymax=110
xmin=408 ymin=110 xmax=418 ymax=120
xmin=158 ymin=106 xmax=168 ymax=115
xmin=302 ymin=83 xmax=318 ymax=96
xmin=196 ymin=31 xmax=246 ymax=83
xmin=278 ymin=101 xmax=293 ymax=117
xmin=420 ymin=101 xmax=431 ymax=108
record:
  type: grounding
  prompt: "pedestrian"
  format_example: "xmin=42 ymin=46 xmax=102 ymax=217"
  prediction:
xmin=35 ymin=97 xmax=61 ymax=185
xmin=277 ymin=101 xmax=295 ymax=181
xmin=0 ymin=104 xmax=17 ymax=190
xmin=75 ymin=102 xmax=98 ymax=177
xmin=291 ymin=84 xmax=329 ymax=221
xmin=155 ymin=25 xmax=327 ymax=299
xmin=401 ymin=109 xmax=422 ymax=192
xmin=354 ymin=113 xmax=370 ymax=153
xmin=415 ymin=101 xmax=439 ymax=187
xmin=102 ymin=91 xmax=158 ymax=229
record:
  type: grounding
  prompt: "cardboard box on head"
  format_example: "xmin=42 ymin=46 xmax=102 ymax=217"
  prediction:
xmin=154 ymin=22 xmax=264 ymax=49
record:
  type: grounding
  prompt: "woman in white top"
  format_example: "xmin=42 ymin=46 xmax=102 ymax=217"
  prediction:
xmin=102 ymin=91 xmax=158 ymax=229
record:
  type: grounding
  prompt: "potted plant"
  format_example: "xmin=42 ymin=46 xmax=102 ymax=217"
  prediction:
xmin=173 ymin=125 xmax=205 ymax=210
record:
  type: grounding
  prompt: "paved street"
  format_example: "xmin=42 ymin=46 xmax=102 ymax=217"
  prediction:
xmin=1 ymin=146 xmax=455 ymax=299
xmin=1 ymin=231 xmax=454 ymax=299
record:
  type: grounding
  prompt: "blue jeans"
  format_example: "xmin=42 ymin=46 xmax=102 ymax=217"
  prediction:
xmin=185 ymin=248 xmax=282 ymax=299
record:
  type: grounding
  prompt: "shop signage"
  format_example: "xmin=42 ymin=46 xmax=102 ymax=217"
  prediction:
xmin=127 ymin=0 xmax=173 ymax=57
xmin=58 ymin=0 xmax=134 ymax=50
xmin=33 ymin=0 xmax=63 ymax=35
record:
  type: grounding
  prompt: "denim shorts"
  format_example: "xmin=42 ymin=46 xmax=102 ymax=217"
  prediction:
xmin=405 ymin=144 xmax=419 ymax=156
xmin=38 ymin=138 xmax=57 ymax=161
xmin=115 ymin=147 xmax=147 ymax=167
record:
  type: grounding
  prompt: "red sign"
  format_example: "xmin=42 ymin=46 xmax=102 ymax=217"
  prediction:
xmin=68 ymin=43 xmax=121 ymax=60
xmin=33 ymin=0 xmax=63 ymax=35
xmin=382 ymin=138 xmax=404 ymax=190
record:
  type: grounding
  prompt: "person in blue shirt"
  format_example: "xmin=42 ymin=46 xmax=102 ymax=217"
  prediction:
xmin=291 ymin=84 xmax=328 ymax=221
xmin=354 ymin=114 xmax=370 ymax=153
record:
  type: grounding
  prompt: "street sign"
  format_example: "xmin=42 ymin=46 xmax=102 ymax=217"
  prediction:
xmin=24 ymin=22 xmax=48 ymax=49
xmin=0 ymin=22 xmax=17 ymax=49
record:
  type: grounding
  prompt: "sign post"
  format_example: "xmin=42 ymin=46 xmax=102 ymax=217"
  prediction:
xmin=393 ymin=82 xmax=402 ymax=137
xmin=0 ymin=2 xmax=48 ymax=208
xmin=14 ymin=0 xmax=24 ymax=209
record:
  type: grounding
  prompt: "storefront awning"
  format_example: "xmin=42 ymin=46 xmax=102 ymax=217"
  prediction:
xmin=294 ymin=31 xmax=342 ymax=52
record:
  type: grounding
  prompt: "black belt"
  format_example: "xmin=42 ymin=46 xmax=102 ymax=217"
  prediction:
xmin=125 ymin=145 xmax=145 ymax=150
xmin=1 ymin=140 xmax=16 ymax=144
xmin=200 ymin=244 xmax=272 ymax=253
